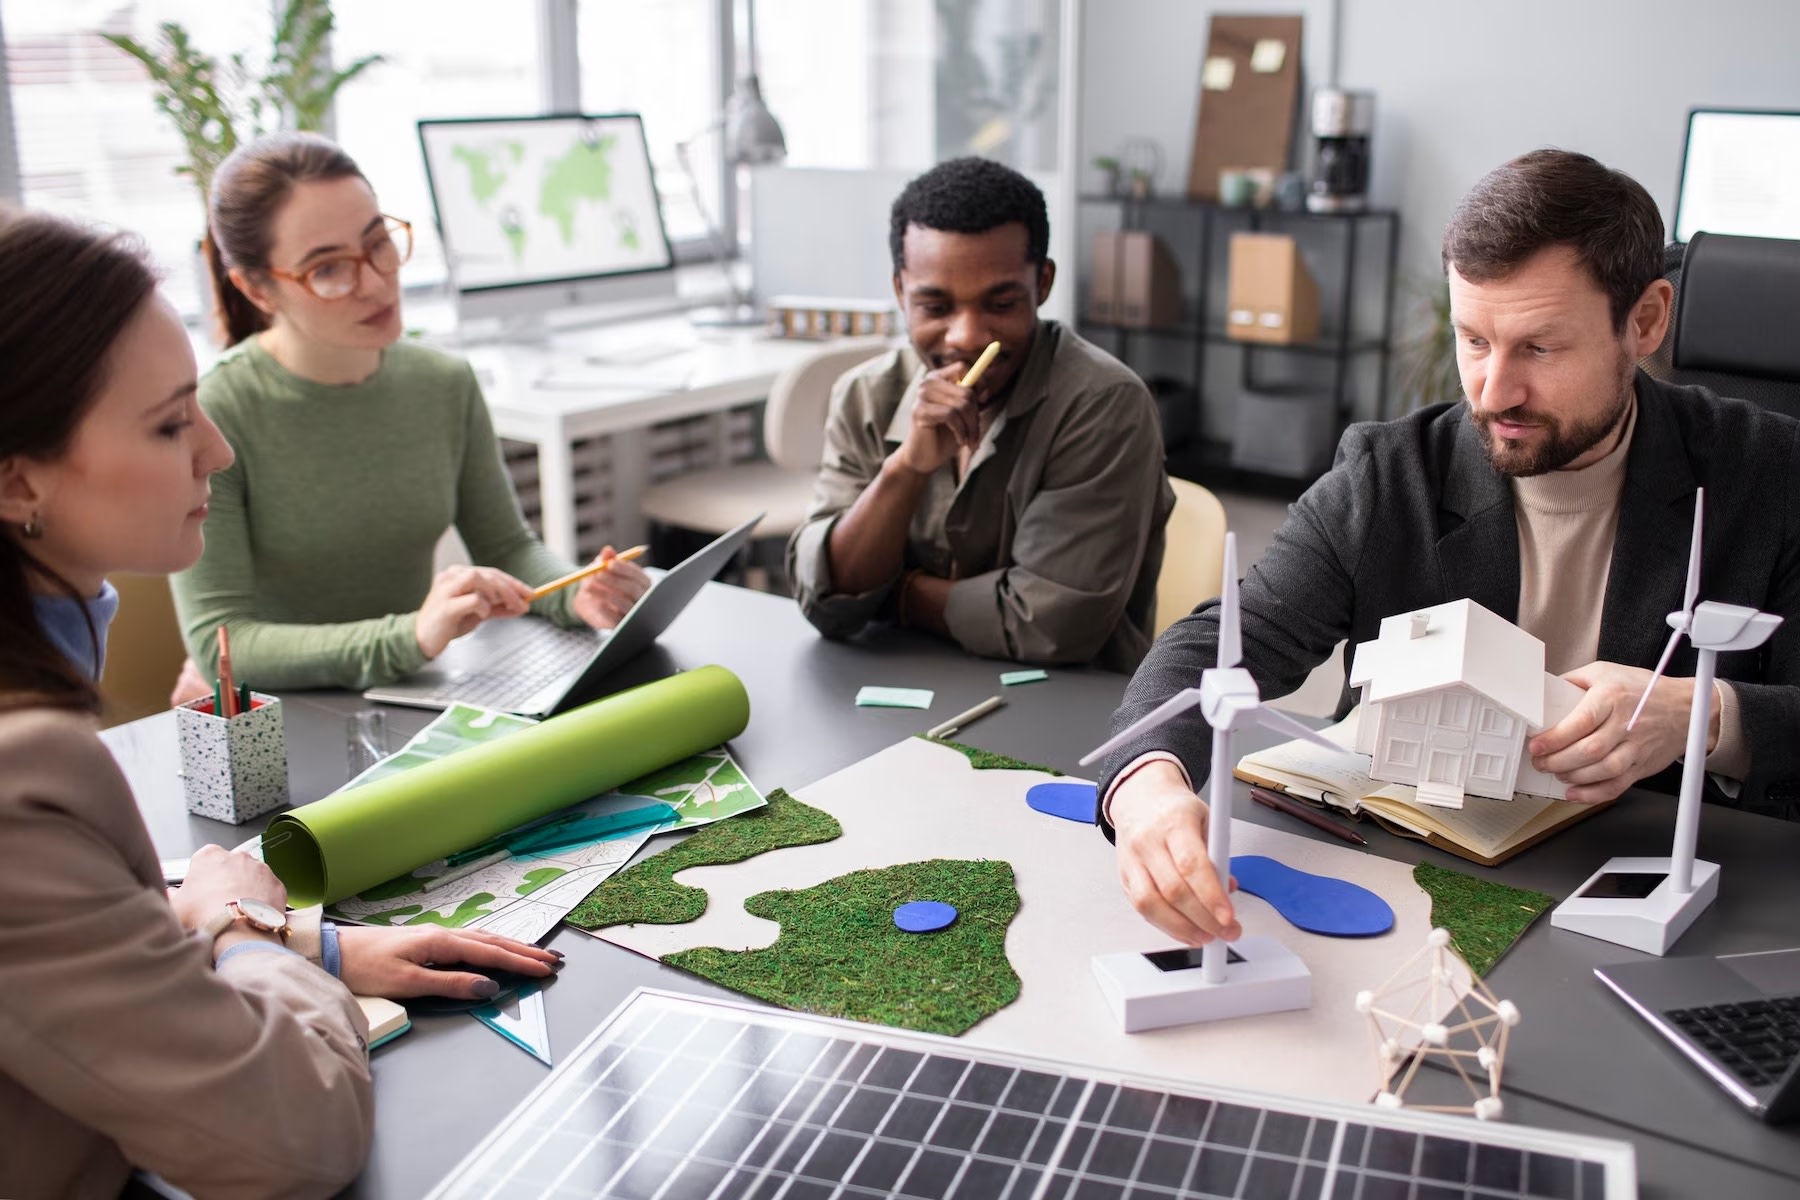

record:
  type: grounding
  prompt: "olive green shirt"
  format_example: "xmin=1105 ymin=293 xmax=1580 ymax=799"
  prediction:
xmin=787 ymin=321 xmax=1174 ymax=673
xmin=172 ymin=337 xmax=579 ymax=691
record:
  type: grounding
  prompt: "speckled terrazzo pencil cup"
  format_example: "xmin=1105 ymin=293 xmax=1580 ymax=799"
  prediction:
xmin=175 ymin=692 xmax=289 ymax=824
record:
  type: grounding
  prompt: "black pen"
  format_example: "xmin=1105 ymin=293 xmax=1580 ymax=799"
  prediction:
xmin=1249 ymin=785 xmax=1368 ymax=847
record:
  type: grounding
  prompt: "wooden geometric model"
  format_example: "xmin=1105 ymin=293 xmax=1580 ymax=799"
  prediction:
xmin=1357 ymin=927 xmax=1520 ymax=1121
xmin=1348 ymin=599 xmax=1582 ymax=808
xmin=1551 ymin=488 xmax=1782 ymax=955
xmin=1084 ymin=533 xmax=1344 ymax=1029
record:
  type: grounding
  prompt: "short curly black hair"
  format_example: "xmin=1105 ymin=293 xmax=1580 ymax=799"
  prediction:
xmin=889 ymin=157 xmax=1049 ymax=273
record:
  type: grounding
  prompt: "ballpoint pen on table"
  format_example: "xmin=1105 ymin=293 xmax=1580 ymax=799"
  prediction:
xmin=927 ymin=695 xmax=1005 ymax=740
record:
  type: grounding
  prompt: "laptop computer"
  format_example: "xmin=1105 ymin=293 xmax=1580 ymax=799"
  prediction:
xmin=363 ymin=513 xmax=762 ymax=718
xmin=1596 ymin=948 xmax=1800 ymax=1123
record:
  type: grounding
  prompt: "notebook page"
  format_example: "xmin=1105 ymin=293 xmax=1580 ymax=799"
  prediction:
xmin=1364 ymin=785 xmax=1559 ymax=857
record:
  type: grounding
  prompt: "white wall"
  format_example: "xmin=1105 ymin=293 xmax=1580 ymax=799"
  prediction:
xmin=1082 ymin=0 xmax=1800 ymax=332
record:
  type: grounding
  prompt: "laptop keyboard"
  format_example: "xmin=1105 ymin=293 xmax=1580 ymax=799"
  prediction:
xmin=405 ymin=624 xmax=600 ymax=711
xmin=1667 ymin=996 xmax=1800 ymax=1087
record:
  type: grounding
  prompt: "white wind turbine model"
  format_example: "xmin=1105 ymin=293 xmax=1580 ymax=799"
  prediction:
xmin=1083 ymin=534 xmax=1350 ymax=1030
xmin=1551 ymin=489 xmax=1782 ymax=956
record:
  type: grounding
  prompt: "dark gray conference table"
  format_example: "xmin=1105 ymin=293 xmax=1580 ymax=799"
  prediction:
xmin=103 ymin=581 xmax=1800 ymax=1198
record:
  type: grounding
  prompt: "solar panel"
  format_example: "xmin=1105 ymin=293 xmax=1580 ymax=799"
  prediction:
xmin=428 ymin=990 xmax=1636 ymax=1200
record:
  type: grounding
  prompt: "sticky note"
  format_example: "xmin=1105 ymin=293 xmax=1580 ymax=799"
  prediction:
xmin=1000 ymin=669 xmax=1048 ymax=687
xmin=1250 ymin=38 xmax=1286 ymax=73
xmin=1201 ymin=56 xmax=1235 ymax=91
xmin=856 ymin=686 xmax=935 ymax=709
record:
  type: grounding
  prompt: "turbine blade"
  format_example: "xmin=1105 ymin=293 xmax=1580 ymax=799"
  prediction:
xmin=1684 ymin=488 xmax=1704 ymax=616
xmin=1218 ymin=532 xmax=1242 ymax=670
xmin=1079 ymin=689 xmax=1206 ymax=765
xmin=1627 ymin=627 xmax=1686 ymax=731
xmin=1255 ymin=706 xmax=1346 ymax=754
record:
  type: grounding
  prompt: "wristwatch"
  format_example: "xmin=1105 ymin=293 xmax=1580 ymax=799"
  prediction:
xmin=198 ymin=897 xmax=290 ymax=944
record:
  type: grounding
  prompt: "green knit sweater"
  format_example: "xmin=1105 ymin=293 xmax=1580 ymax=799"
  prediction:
xmin=172 ymin=337 xmax=578 ymax=690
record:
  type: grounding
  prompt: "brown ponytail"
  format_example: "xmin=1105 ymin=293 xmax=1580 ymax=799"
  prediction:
xmin=0 ymin=207 xmax=159 ymax=713
xmin=206 ymin=131 xmax=367 ymax=347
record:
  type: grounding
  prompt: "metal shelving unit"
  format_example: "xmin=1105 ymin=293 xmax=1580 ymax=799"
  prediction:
xmin=1078 ymin=193 xmax=1400 ymax=494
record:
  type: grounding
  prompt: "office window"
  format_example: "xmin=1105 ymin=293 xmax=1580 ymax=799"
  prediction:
xmin=754 ymin=0 xmax=891 ymax=169
xmin=577 ymin=0 xmax=719 ymax=248
xmin=2 ymin=0 xmax=273 ymax=316
xmin=754 ymin=0 xmax=1060 ymax=172
xmin=331 ymin=1 xmax=539 ymax=287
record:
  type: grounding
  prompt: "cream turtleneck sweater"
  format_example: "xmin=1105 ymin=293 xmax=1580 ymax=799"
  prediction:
xmin=1511 ymin=397 xmax=1746 ymax=779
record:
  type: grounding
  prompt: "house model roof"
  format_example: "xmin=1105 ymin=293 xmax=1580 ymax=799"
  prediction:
xmin=1348 ymin=599 xmax=1547 ymax=725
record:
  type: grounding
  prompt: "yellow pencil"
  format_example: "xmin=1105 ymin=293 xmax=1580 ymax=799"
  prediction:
xmin=529 ymin=544 xmax=648 ymax=601
xmin=958 ymin=340 xmax=1002 ymax=389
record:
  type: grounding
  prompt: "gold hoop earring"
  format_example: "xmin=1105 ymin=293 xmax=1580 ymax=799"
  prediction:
xmin=21 ymin=512 xmax=42 ymax=539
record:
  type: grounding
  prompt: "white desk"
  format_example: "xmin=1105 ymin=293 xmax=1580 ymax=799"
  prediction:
xmin=189 ymin=303 xmax=830 ymax=563
xmin=458 ymin=316 xmax=825 ymax=559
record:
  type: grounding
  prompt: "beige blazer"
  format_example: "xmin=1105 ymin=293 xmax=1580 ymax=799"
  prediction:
xmin=0 ymin=708 xmax=373 ymax=1199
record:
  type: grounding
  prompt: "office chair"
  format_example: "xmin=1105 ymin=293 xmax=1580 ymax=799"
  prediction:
xmin=638 ymin=336 xmax=894 ymax=556
xmin=1153 ymin=478 xmax=1228 ymax=637
xmin=98 ymin=574 xmax=188 ymax=727
xmin=1641 ymin=232 xmax=1800 ymax=419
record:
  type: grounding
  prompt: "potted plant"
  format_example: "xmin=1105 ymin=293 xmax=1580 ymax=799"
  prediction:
xmin=102 ymin=0 xmax=383 ymax=203
xmin=1395 ymin=278 xmax=1464 ymax=412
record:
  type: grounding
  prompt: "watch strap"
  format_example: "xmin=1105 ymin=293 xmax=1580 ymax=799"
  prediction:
xmin=197 ymin=903 xmax=240 ymax=943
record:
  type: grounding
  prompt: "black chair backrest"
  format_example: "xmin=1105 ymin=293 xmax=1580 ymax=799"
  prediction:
xmin=1641 ymin=233 xmax=1800 ymax=420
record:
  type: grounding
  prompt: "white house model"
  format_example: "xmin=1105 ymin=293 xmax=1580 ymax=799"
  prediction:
xmin=1348 ymin=600 xmax=1581 ymax=808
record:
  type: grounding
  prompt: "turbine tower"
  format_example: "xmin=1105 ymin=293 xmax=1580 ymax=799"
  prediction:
xmin=1551 ymin=489 xmax=1781 ymax=955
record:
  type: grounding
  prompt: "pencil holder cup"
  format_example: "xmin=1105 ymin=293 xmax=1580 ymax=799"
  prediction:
xmin=175 ymin=693 xmax=289 ymax=824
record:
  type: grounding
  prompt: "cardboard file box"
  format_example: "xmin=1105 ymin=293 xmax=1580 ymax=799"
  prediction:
xmin=1088 ymin=230 xmax=1181 ymax=328
xmin=1226 ymin=233 xmax=1319 ymax=344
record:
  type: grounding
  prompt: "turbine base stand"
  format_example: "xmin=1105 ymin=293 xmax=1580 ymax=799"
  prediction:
xmin=1093 ymin=935 xmax=1312 ymax=1032
xmin=1549 ymin=856 xmax=1720 ymax=956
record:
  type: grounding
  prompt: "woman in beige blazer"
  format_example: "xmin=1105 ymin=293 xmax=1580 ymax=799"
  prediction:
xmin=0 ymin=209 xmax=563 ymax=1199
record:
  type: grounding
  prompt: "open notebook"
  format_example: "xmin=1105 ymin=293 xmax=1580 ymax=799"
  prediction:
xmin=1234 ymin=709 xmax=1610 ymax=866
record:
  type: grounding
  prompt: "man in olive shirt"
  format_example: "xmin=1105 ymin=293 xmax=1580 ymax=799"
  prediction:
xmin=786 ymin=158 xmax=1175 ymax=672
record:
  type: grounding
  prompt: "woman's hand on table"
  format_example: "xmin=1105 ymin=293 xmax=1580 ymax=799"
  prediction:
xmin=336 ymin=926 xmax=562 ymax=1000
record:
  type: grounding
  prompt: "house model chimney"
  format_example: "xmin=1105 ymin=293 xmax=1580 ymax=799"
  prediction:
xmin=1408 ymin=612 xmax=1430 ymax=639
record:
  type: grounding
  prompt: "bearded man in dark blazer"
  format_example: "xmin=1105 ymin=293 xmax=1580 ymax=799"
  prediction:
xmin=1096 ymin=149 xmax=1800 ymax=948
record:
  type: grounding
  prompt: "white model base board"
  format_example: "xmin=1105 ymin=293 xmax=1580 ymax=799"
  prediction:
xmin=1093 ymin=936 xmax=1312 ymax=1032
xmin=1549 ymin=856 xmax=1720 ymax=956
xmin=593 ymin=736 xmax=1470 ymax=1103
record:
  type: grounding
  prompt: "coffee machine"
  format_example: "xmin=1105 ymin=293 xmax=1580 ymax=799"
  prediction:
xmin=1306 ymin=88 xmax=1374 ymax=213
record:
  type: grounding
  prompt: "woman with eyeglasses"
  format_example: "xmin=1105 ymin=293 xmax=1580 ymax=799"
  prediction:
xmin=170 ymin=131 xmax=651 ymax=697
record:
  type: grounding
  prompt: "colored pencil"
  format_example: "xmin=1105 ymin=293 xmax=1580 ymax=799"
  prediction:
xmin=216 ymin=626 xmax=237 ymax=717
xmin=958 ymin=340 xmax=1002 ymax=389
xmin=1249 ymin=785 xmax=1368 ymax=847
xmin=529 ymin=544 xmax=649 ymax=601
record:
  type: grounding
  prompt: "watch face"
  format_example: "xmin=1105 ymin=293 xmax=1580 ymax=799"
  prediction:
xmin=237 ymin=897 xmax=286 ymax=929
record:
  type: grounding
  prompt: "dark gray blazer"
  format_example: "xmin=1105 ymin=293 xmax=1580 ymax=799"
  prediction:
xmin=1097 ymin=372 xmax=1800 ymax=830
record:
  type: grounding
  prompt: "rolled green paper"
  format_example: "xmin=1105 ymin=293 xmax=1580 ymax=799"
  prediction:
xmin=263 ymin=665 xmax=750 ymax=906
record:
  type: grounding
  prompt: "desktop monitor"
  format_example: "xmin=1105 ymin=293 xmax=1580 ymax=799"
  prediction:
xmin=1673 ymin=108 xmax=1800 ymax=244
xmin=417 ymin=113 xmax=677 ymax=326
